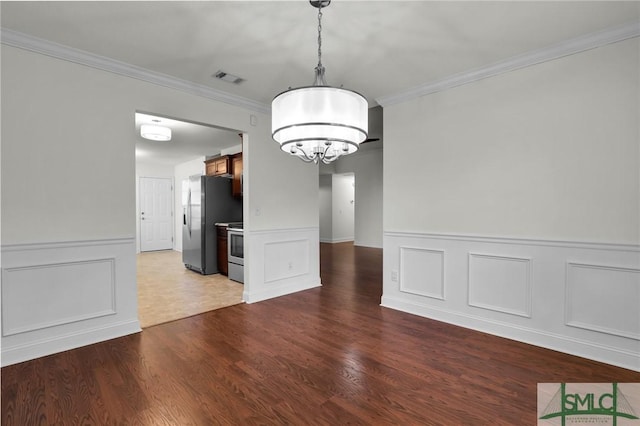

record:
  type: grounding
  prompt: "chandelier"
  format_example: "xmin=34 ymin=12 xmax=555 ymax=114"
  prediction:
xmin=271 ymin=0 xmax=368 ymax=164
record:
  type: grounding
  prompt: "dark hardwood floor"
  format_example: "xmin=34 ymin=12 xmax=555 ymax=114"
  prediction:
xmin=2 ymin=242 xmax=639 ymax=425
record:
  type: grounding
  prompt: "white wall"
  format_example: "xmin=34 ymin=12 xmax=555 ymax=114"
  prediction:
xmin=331 ymin=174 xmax=355 ymax=243
xmin=136 ymin=161 xmax=175 ymax=178
xmin=382 ymin=38 xmax=640 ymax=370
xmin=319 ymin=173 xmax=358 ymax=244
xmin=319 ymin=174 xmax=333 ymax=243
xmin=384 ymin=40 xmax=639 ymax=244
xmin=335 ymin=148 xmax=383 ymax=248
xmin=1 ymin=42 xmax=320 ymax=365
xmin=2 ymin=55 xmax=135 ymax=245
xmin=173 ymin=157 xmax=206 ymax=253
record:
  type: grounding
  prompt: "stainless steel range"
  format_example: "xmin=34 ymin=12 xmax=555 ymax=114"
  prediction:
xmin=227 ymin=222 xmax=244 ymax=283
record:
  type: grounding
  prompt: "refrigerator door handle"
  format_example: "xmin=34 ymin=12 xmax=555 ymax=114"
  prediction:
xmin=187 ymin=189 xmax=192 ymax=237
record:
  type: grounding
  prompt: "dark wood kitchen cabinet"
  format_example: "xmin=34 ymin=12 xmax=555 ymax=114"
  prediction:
xmin=231 ymin=153 xmax=243 ymax=198
xmin=216 ymin=225 xmax=228 ymax=276
xmin=205 ymin=156 xmax=229 ymax=177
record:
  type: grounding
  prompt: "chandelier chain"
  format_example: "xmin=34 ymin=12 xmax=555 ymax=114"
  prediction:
xmin=317 ymin=6 xmax=323 ymax=67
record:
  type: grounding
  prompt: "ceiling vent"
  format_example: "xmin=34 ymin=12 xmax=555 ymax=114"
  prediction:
xmin=213 ymin=70 xmax=244 ymax=84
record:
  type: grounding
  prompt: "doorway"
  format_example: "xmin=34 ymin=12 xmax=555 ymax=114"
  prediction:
xmin=319 ymin=173 xmax=355 ymax=243
xmin=134 ymin=111 xmax=245 ymax=327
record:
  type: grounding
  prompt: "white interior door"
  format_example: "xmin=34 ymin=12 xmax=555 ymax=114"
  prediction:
xmin=140 ymin=177 xmax=173 ymax=252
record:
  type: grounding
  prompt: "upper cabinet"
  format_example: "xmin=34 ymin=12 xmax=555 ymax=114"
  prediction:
xmin=205 ymin=156 xmax=230 ymax=177
xmin=204 ymin=155 xmax=229 ymax=176
xmin=204 ymin=153 xmax=243 ymax=198
xmin=231 ymin=153 xmax=243 ymax=198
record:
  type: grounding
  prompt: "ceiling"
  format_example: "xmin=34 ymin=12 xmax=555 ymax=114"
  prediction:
xmin=135 ymin=112 xmax=242 ymax=165
xmin=2 ymin=1 xmax=638 ymax=164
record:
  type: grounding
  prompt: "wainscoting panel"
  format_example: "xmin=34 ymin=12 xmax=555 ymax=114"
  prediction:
xmin=382 ymin=232 xmax=640 ymax=371
xmin=264 ymin=239 xmax=310 ymax=283
xmin=245 ymin=227 xmax=321 ymax=303
xmin=468 ymin=253 xmax=532 ymax=318
xmin=1 ymin=238 xmax=140 ymax=366
xmin=2 ymin=258 xmax=116 ymax=336
xmin=399 ymin=247 xmax=445 ymax=300
xmin=566 ymin=262 xmax=640 ymax=340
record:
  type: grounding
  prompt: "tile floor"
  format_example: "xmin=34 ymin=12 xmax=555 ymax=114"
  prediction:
xmin=137 ymin=250 xmax=244 ymax=328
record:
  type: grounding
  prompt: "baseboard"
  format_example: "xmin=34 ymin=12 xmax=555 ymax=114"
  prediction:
xmin=2 ymin=320 xmax=141 ymax=367
xmin=381 ymin=296 xmax=639 ymax=372
xmin=244 ymin=278 xmax=321 ymax=304
xmin=354 ymin=242 xmax=383 ymax=249
xmin=320 ymin=238 xmax=354 ymax=244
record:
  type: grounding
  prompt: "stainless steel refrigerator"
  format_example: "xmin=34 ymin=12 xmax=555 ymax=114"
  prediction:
xmin=182 ymin=174 xmax=242 ymax=275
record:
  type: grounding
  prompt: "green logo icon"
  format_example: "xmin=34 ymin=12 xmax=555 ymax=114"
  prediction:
xmin=540 ymin=383 xmax=639 ymax=425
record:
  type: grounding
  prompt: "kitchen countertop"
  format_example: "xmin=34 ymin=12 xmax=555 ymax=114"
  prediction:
xmin=215 ymin=222 xmax=243 ymax=229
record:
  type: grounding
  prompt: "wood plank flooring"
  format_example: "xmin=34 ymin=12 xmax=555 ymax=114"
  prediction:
xmin=137 ymin=250 xmax=243 ymax=328
xmin=2 ymin=242 xmax=639 ymax=425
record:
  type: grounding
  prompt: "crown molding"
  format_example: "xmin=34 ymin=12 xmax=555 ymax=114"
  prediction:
xmin=3 ymin=21 xmax=638 ymax=114
xmin=0 ymin=28 xmax=271 ymax=115
xmin=376 ymin=21 xmax=640 ymax=108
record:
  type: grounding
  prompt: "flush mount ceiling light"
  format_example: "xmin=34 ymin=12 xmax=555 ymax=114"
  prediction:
xmin=271 ymin=0 xmax=368 ymax=164
xmin=140 ymin=124 xmax=171 ymax=141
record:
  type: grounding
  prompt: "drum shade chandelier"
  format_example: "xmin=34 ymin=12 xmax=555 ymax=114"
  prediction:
xmin=271 ymin=0 xmax=368 ymax=164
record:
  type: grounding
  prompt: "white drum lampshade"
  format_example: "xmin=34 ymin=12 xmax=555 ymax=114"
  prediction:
xmin=272 ymin=86 xmax=368 ymax=163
